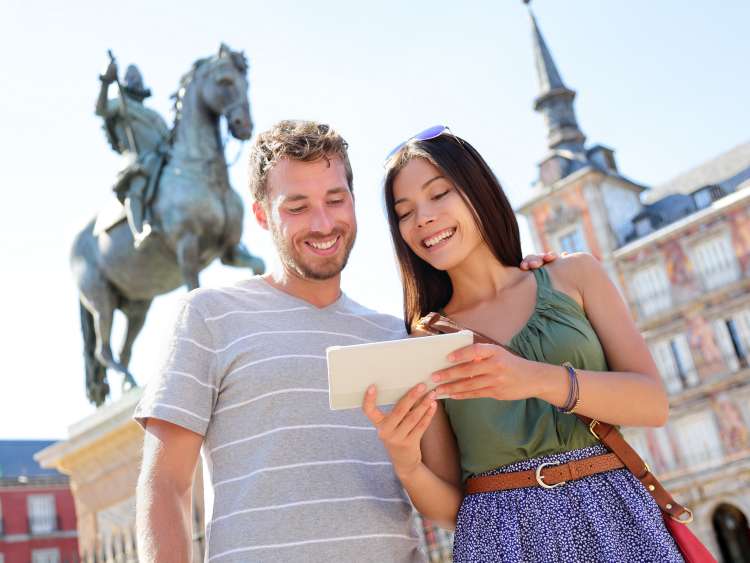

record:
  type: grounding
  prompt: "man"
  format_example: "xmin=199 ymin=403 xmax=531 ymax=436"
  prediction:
xmin=134 ymin=120 xmax=554 ymax=562
xmin=96 ymin=59 xmax=169 ymax=247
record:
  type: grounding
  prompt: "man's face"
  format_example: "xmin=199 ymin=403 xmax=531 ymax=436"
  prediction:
xmin=255 ymin=156 xmax=356 ymax=281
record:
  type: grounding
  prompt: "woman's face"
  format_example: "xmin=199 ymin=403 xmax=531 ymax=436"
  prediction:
xmin=392 ymin=157 xmax=484 ymax=271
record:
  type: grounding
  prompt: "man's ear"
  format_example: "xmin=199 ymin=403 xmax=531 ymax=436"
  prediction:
xmin=252 ymin=201 xmax=269 ymax=230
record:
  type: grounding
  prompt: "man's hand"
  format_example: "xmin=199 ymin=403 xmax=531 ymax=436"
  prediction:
xmin=362 ymin=383 xmax=437 ymax=479
xmin=100 ymin=61 xmax=118 ymax=84
xmin=520 ymin=251 xmax=561 ymax=270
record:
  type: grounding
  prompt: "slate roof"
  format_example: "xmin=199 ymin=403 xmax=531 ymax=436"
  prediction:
xmin=0 ymin=440 xmax=61 ymax=478
xmin=646 ymin=140 xmax=750 ymax=203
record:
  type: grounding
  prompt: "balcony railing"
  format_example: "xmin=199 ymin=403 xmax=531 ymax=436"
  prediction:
xmin=631 ymin=253 xmax=749 ymax=321
xmin=697 ymin=260 xmax=741 ymax=292
xmin=661 ymin=350 xmax=749 ymax=398
xmin=28 ymin=514 xmax=61 ymax=535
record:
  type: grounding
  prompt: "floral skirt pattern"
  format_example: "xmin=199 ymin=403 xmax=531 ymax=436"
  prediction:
xmin=453 ymin=445 xmax=684 ymax=563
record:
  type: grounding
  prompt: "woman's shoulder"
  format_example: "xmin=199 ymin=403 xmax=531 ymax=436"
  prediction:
xmin=542 ymin=252 xmax=605 ymax=304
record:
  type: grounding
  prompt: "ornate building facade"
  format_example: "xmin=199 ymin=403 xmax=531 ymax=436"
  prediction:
xmin=0 ymin=441 xmax=79 ymax=563
xmin=517 ymin=9 xmax=750 ymax=561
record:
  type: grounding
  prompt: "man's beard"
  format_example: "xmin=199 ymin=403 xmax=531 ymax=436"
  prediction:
xmin=270 ymin=226 xmax=356 ymax=281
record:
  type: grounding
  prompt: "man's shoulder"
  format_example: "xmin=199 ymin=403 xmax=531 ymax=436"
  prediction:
xmin=181 ymin=277 xmax=277 ymax=317
xmin=337 ymin=297 xmax=407 ymax=339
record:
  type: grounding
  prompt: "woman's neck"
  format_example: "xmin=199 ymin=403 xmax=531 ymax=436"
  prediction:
xmin=444 ymin=243 xmax=522 ymax=315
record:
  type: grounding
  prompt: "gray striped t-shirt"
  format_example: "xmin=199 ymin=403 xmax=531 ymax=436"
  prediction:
xmin=134 ymin=277 xmax=425 ymax=562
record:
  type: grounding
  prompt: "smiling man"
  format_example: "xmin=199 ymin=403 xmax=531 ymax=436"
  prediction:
xmin=134 ymin=121 xmax=426 ymax=563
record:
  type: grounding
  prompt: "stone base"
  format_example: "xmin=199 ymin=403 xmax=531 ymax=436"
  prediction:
xmin=36 ymin=388 xmax=204 ymax=561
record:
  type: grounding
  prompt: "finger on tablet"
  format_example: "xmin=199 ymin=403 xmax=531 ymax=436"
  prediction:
xmin=362 ymin=385 xmax=386 ymax=426
xmin=390 ymin=383 xmax=426 ymax=419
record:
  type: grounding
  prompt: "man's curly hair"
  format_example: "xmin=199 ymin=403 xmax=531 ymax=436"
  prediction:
xmin=248 ymin=120 xmax=354 ymax=204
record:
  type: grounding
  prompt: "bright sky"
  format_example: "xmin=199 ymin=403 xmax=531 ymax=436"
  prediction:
xmin=1 ymin=1 xmax=748 ymax=440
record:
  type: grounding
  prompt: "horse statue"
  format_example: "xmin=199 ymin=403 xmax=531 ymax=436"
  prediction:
xmin=71 ymin=44 xmax=265 ymax=406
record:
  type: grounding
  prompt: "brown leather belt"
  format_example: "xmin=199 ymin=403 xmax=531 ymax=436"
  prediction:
xmin=465 ymin=453 xmax=624 ymax=495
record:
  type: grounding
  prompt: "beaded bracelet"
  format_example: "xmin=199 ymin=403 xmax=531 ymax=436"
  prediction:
xmin=558 ymin=361 xmax=581 ymax=414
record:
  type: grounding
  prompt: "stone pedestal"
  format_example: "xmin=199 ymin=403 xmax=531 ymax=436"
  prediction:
xmin=36 ymin=388 xmax=204 ymax=562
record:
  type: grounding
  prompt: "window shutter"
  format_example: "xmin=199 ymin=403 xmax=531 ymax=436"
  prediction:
xmin=672 ymin=334 xmax=698 ymax=386
xmin=712 ymin=319 xmax=740 ymax=372
xmin=650 ymin=340 xmax=682 ymax=393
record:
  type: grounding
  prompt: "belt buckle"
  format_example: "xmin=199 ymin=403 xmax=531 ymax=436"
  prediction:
xmin=535 ymin=460 xmax=565 ymax=489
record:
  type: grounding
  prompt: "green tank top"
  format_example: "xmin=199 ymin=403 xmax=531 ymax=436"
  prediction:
xmin=443 ymin=266 xmax=608 ymax=481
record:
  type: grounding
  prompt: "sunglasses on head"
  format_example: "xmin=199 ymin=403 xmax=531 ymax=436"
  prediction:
xmin=384 ymin=124 xmax=453 ymax=162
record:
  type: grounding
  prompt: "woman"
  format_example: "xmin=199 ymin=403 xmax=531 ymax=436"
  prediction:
xmin=362 ymin=127 xmax=683 ymax=562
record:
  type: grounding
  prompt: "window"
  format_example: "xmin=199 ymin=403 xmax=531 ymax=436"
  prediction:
xmin=674 ymin=411 xmax=723 ymax=468
xmin=650 ymin=334 xmax=698 ymax=393
xmin=634 ymin=217 xmax=652 ymax=237
xmin=712 ymin=319 xmax=744 ymax=372
xmin=693 ymin=189 xmax=712 ymax=209
xmin=622 ymin=429 xmax=650 ymax=462
xmin=652 ymin=426 xmax=678 ymax=473
xmin=629 ymin=264 xmax=672 ymax=317
xmin=691 ymin=233 xmax=740 ymax=290
xmin=730 ymin=309 xmax=750 ymax=367
xmin=556 ymin=226 xmax=588 ymax=254
xmin=28 ymin=494 xmax=56 ymax=534
xmin=31 ymin=549 xmax=60 ymax=563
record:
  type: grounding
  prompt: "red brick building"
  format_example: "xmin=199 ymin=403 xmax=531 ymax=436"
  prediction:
xmin=0 ymin=441 xmax=79 ymax=563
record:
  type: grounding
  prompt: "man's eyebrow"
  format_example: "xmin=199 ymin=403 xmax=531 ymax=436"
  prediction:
xmin=282 ymin=187 xmax=349 ymax=203
xmin=394 ymin=175 xmax=446 ymax=205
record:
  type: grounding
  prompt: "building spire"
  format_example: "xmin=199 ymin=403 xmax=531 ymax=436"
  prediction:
xmin=529 ymin=9 xmax=565 ymax=95
xmin=527 ymin=6 xmax=586 ymax=153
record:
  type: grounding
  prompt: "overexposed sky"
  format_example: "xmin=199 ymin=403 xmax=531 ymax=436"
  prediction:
xmin=1 ymin=1 xmax=748 ymax=439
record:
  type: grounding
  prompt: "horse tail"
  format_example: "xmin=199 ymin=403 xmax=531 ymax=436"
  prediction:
xmin=80 ymin=302 xmax=109 ymax=406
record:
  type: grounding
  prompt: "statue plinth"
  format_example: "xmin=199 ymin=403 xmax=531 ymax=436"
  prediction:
xmin=36 ymin=388 xmax=204 ymax=561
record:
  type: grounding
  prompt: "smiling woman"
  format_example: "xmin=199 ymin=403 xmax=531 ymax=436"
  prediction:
xmin=362 ymin=129 xmax=685 ymax=562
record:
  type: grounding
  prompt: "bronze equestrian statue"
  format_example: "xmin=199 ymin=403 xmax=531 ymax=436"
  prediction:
xmin=72 ymin=45 xmax=265 ymax=406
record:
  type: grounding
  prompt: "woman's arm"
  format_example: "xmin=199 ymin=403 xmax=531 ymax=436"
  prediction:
xmin=362 ymin=385 xmax=463 ymax=529
xmin=432 ymin=253 xmax=669 ymax=427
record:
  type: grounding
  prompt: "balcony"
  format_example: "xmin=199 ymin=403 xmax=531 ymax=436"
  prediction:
xmin=28 ymin=514 xmax=61 ymax=535
xmin=664 ymin=351 xmax=749 ymax=405
xmin=632 ymin=259 xmax=749 ymax=323
xmin=696 ymin=259 xmax=742 ymax=292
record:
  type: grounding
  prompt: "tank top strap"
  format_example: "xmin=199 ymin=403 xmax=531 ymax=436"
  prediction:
xmin=532 ymin=266 xmax=552 ymax=291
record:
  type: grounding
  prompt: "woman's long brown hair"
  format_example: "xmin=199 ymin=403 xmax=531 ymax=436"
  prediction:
xmin=383 ymin=134 xmax=523 ymax=332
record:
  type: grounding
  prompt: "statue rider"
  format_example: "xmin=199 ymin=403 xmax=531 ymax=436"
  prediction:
xmin=95 ymin=59 xmax=169 ymax=248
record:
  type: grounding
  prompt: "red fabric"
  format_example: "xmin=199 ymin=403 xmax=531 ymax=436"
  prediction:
xmin=663 ymin=515 xmax=716 ymax=563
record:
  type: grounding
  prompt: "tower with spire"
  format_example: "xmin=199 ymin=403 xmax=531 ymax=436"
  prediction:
xmin=517 ymin=4 xmax=647 ymax=278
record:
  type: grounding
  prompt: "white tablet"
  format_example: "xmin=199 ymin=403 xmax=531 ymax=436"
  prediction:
xmin=326 ymin=330 xmax=473 ymax=410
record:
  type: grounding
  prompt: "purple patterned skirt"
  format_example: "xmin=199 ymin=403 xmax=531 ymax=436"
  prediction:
xmin=453 ymin=445 xmax=684 ymax=562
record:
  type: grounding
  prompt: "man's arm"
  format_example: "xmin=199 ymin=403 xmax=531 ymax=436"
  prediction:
xmin=95 ymin=61 xmax=117 ymax=117
xmin=136 ymin=418 xmax=203 ymax=563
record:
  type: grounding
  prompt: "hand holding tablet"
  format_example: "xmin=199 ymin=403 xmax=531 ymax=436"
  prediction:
xmin=326 ymin=330 xmax=473 ymax=410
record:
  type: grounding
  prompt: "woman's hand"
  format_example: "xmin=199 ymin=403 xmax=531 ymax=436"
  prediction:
xmin=432 ymin=343 xmax=542 ymax=401
xmin=362 ymin=383 xmax=437 ymax=478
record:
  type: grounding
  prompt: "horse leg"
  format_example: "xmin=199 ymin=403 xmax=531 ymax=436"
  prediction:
xmin=119 ymin=298 xmax=152 ymax=390
xmin=221 ymin=242 xmax=265 ymax=274
xmin=176 ymin=233 xmax=201 ymax=290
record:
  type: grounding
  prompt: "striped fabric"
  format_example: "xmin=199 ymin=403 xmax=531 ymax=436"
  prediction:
xmin=134 ymin=277 xmax=425 ymax=562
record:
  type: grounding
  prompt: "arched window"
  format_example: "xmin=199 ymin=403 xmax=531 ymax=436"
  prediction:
xmin=712 ymin=503 xmax=750 ymax=562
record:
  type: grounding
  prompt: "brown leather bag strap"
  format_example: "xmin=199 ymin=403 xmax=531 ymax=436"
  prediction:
xmin=415 ymin=312 xmax=693 ymax=523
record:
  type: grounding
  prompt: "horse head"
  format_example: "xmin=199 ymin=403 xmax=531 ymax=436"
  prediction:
xmin=180 ymin=43 xmax=253 ymax=141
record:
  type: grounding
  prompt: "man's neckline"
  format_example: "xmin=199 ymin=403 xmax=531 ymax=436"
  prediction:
xmin=253 ymin=276 xmax=349 ymax=312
